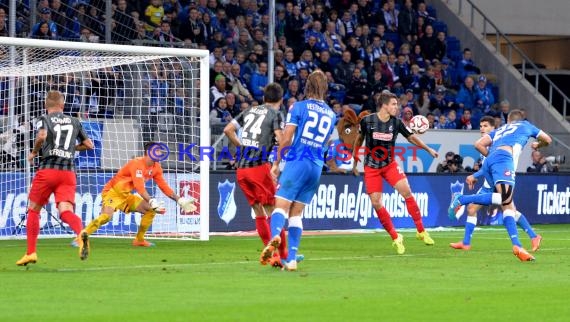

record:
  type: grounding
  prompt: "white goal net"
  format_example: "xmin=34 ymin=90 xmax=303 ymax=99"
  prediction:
xmin=0 ymin=37 xmax=210 ymax=240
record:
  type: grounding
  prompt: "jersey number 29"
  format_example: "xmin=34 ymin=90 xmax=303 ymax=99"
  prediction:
xmin=301 ymin=110 xmax=332 ymax=143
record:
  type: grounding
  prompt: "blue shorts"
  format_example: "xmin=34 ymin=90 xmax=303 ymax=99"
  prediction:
xmin=477 ymin=180 xmax=494 ymax=194
xmin=276 ymin=160 xmax=322 ymax=204
xmin=482 ymin=149 xmax=516 ymax=187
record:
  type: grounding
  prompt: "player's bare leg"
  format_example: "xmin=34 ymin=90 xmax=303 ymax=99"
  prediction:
xmin=369 ymin=192 xmax=405 ymax=254
xmin=16 ymin=201 xmax=42 ymax=266
xmin=393 ymin=179 xmax=434 ymax=245
xmin=132 ymin=201 xmax=157 ymax=247
xmin=450 ymin=203 xmax=480 ymax=251
xmin=260 ymin=197 xmax=291 ymax=265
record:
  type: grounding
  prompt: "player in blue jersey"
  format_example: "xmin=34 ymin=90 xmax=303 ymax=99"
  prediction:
xmin=259 ymin=70 xmax=336 ymax=271
xmin=449 ymin=116 xmax=542 ymax=251
xmin=449 ymin=110 xmax=551 ymax=261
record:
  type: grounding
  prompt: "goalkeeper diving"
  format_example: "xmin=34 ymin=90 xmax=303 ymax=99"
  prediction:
xmin=80 ymin=141 xmax=196 ymax=257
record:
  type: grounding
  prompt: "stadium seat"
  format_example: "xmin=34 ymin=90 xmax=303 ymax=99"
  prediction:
xmin=432 ymin=21 xmax=448 ymax=34
xmin=446 ymin=37 xmax=461 ymax=53
xmin=384 ymin=32 xmax=401 ymax=51
xmin=427 ymin=6 xmax=437 ymax=19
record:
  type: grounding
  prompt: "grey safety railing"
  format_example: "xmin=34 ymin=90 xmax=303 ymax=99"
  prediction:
xmin=454 ymin=0 xmax=569 ymax=121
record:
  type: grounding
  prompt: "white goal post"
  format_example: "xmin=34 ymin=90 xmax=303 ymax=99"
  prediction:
xmin=0 ymin=37 xmax=210 ymax=240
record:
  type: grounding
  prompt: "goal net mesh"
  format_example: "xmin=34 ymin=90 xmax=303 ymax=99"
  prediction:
xmin=0 ymin=38 xmax=209 ymax=240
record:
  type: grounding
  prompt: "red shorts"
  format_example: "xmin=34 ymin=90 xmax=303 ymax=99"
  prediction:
xmin=364 ymin=162 xmax=407 ymax=194
xmin=236 ymin=163 xmax=276 ymax=206
xmin=28 ymin=169 xmax=77 ymax=206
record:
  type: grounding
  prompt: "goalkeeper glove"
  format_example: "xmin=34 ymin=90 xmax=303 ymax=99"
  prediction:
xmin=178 ymin=197 xmax=197 ymax=212
xmin=149 ymin=198 xmax=166 ymax=214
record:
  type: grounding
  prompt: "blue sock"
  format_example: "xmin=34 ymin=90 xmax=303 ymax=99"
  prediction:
xmin=516 ymin=213 xmax=537 ymax=238
xmin=503 ymin=210 xmax=522 ymax=247
xmin=459 ymin=193 xmax=492 ymax=206
xmin=269 ymin=210 xmax=287 ymax=239
xmin=463 ymin=216 xmax=477 ymax=245
xmin=287 ymin=216 xmax=303 ymax=262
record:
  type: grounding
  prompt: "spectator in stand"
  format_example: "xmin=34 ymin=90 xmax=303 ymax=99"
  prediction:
xmin=382 ymin=0 xmax=398 ymax=33
xmin=416 ymin=16 xmax=426 ymax=39
xmin=344 ymin=68 xmax=370 ymax=110
xmin=417 ymin=2 xmax=435 ymax=23
xmin=430 ymin=86 xmax=453 ymax=115
xmin=49 ymin=0 xmax=68 ymax=38
xmin=273 ymin=65 xmax=289 ymax=94
xmin=379 ymin=54 xmax=394 ymax=88
xmin=250 ymin=61 xmax=268 ymax=102
xmin=210 ymin=74 xmax=227 ymax=107
xmin=419 ymin=66 xmax=436 ymax=93
xmin=440 ymin=58 xmax=455 ymax=90
xmin=426 ymin=112 xmax=436 ymax=128
xmin=180 ymin=7 xmax=206 ymax=44
xmin=398 ymin=0 xmax=417 ymax=44
xmin=283 ymin=48 xmax=298 ymax=78
xmin=229 ymin=63 xmax=253 ymax=103
xmin=316 ymin=49 xmax=333 ymax=74
xmin=418 ymin=25 xmax=438 ymax=62
xmin=112 ymin=0 xmax=138 ymax=44
xmin=410 ymin=44 xmax=427 ymax=71
xmin=334 ymin=50 xmax=355 ymax=88
xmin=394 ymin=55 xmax=411 ymax=88
xmin=296 ymin=50 xmax=317 ymax=73
xmin=210 ymin=97 xmax=232 ymax=131
xmin=85 ymin=6 xmax=105 ymax=40
xmin=434 ymin=114 xmax=447 ymax=129
xmin=476 ymin=75 xmax=495 ymax=115
xmin=154 ymin=20 xmax=176 ymax=47
xmin=322 ymin=21 xmax=346 ymax=64
xmin=437 ymin=151 xmax=456 ymax=172
xmin=401 ymin=106 xmax=414 ymax=127
xmin=435 ymin=31 xmax=447 ymax=61
xmin=458 ymin=48 xmax=481 ymax=83
xmin=0 ymin=8 xmax=8 ymax=37
xmin=236 ymin=28 xmax=254 ymax=54
xmin=456 ymin=76 xmax=478 ymax=112
xmin=241 ymin=51 xmax=258 ymax=83
xmin=31 ymin=8 xmax=58 ymax=39
xmin=498 ymin=99 xmax=510 ymax=124
xmin=285 ymin=5 xmax=306 ymax=57
xmin=444 ymin=110 xmax=460 ymax=129
xmin=283 ymin=79 xmax=304 ymax=102
xmin=31 ymin=21 xmax=56 ymax=40
xmin=459 ymin=108 xmax=474 ymax=130
xmin=79 ymin=28 xmax=99 ymax=43
xmin=416 ymin=89 xmax=431 ymax=116
xmin=209 ymin=60 xmax=224 ymax=86
xmin=527 ymin=150 xmax=559 ymax=173
xmin=144 ymin=0 xmax=164 ymax=32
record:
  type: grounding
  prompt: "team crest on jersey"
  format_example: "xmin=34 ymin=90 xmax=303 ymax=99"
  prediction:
xmin=373 ymin=132 xmax=393 ymax=141
xmin=389 ymin=125 xmax=393 ymax=132
xmin=449 ymin=180 xmax=465 ymax=218
xmin=217 ymin=180 xmax=237 ymax=224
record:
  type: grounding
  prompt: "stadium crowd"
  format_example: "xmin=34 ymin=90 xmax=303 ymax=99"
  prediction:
xmin=0 ymin=0 xmax=523 ymax=171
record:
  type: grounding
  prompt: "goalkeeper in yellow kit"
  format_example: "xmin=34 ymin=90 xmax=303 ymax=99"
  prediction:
xmin=80 ymin=142 xmax=196 ymax=258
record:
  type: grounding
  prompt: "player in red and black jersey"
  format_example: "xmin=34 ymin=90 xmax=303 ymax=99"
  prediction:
xmin=352 ymin=91 xmax=439 ymax=255
xmin=224 ymin=83 xmax=289 ymax=267
xmin=16 ymin=91 xmax=94 ymax=266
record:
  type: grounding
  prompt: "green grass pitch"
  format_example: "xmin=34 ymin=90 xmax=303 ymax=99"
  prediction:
xmin=1 ymin=225 xmax=570 ymax=322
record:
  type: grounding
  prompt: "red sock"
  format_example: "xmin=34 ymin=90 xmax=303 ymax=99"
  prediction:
xmin=278 ymin=229 xmax=288 ymax=260
xmin=60 ymin=210 xmax=83 ymax=235
xmin=255 ymin=216 xmax=271 ymax=245
xmin=405 ymin=196 xmax=425 ymax=233
xmin=26 ymin=209 xmax=40 ymax=255
xmin=376 ymin=207 xmax=398 ymax=240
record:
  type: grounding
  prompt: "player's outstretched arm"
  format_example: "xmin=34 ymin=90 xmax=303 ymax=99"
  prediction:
xmin=407 ymin=134 xmax=438 ymax=158
xmin=474 ymin=134 xmax=492 ymax=156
